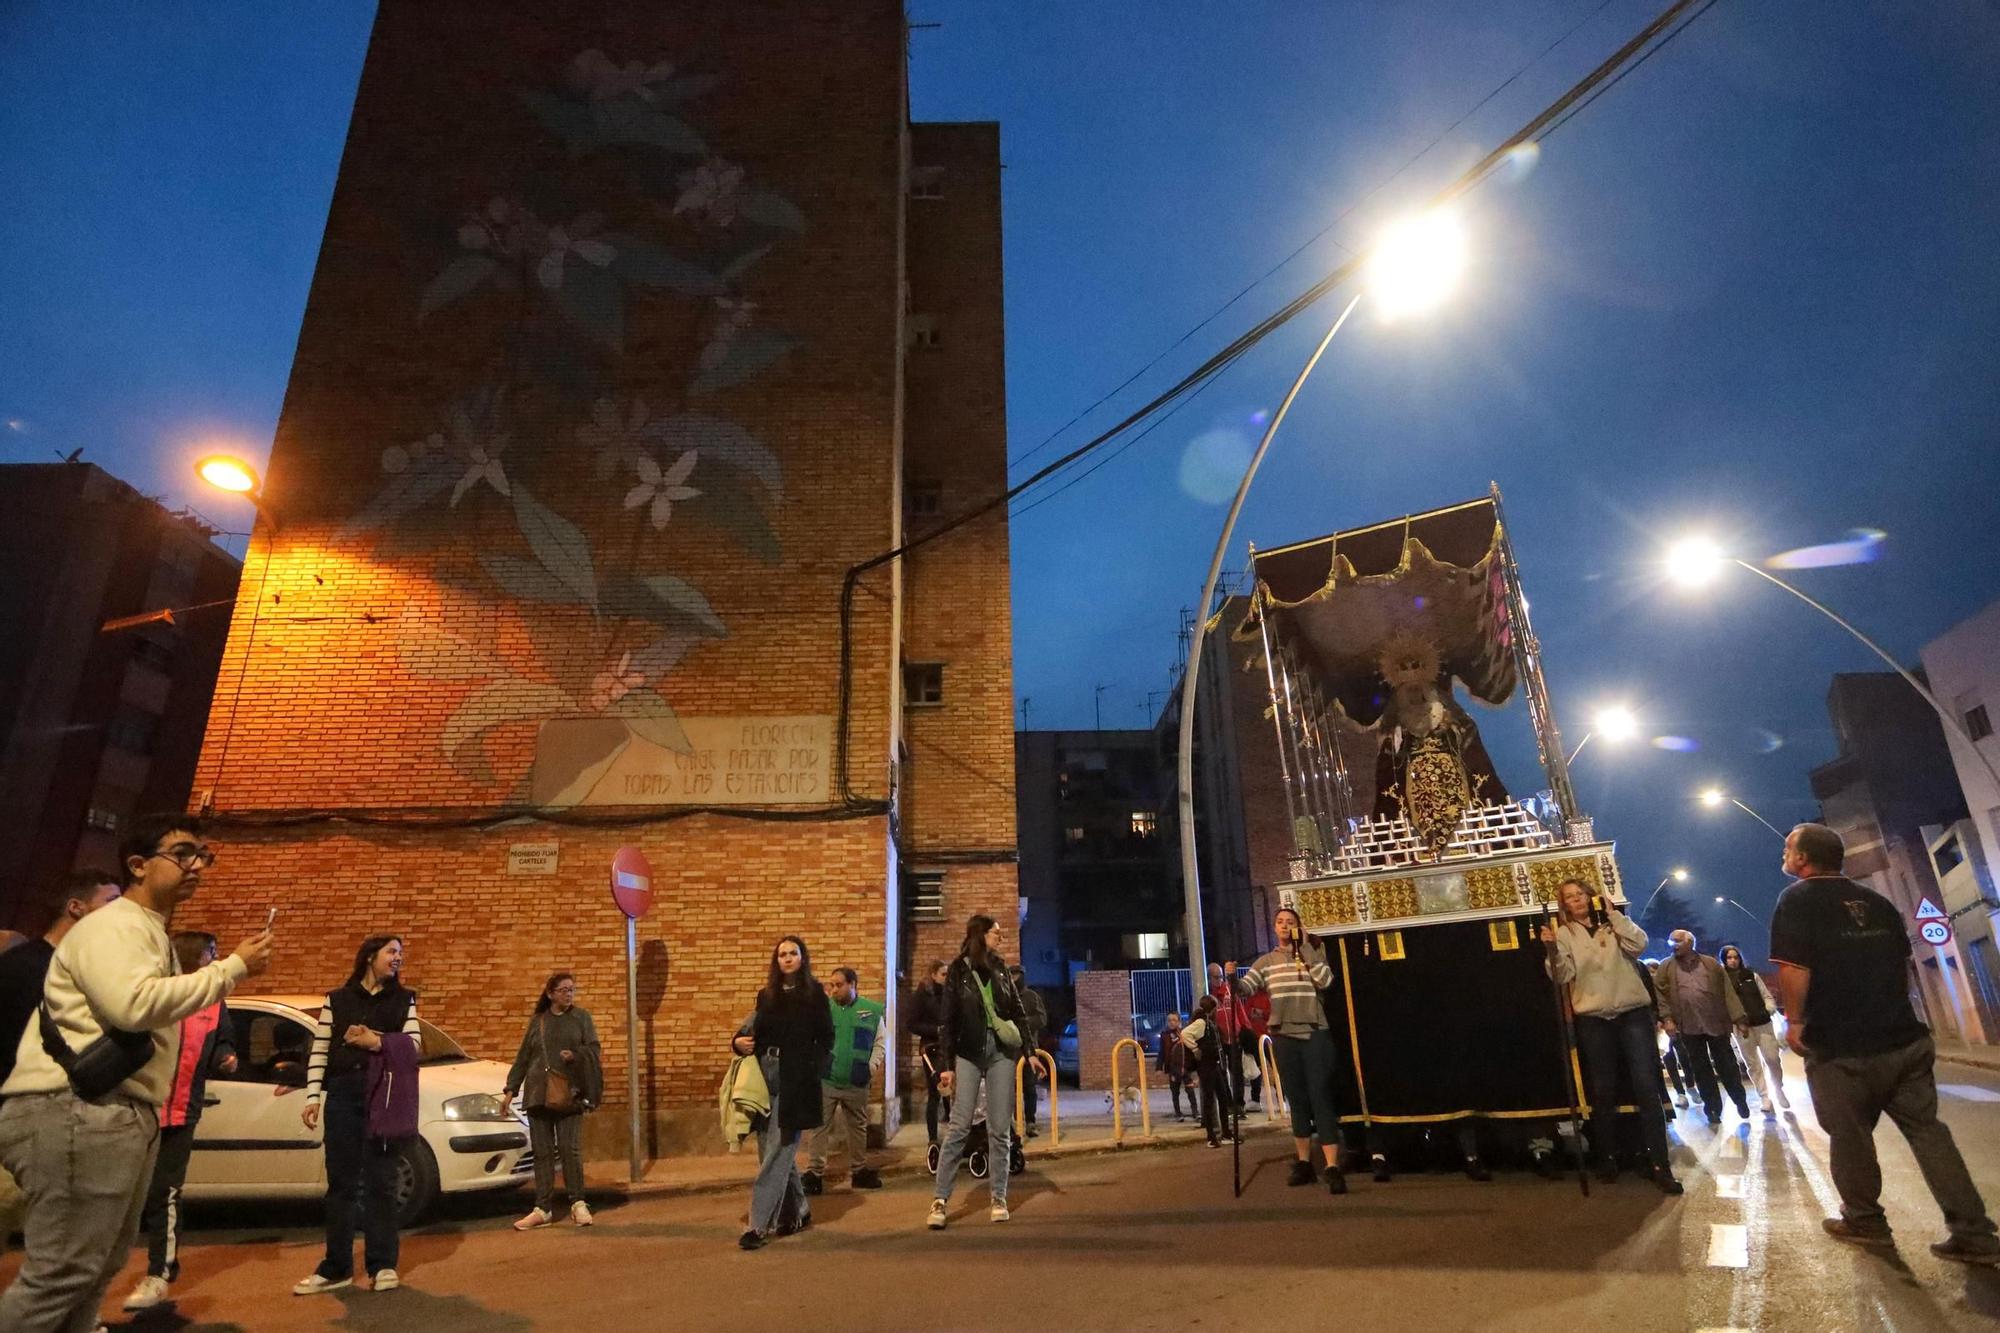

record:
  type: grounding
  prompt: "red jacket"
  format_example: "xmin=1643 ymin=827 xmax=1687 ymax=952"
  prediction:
xmin=1208 ymin=982 xmax=1271 ymax=1044
xmin=161 ymin=1002 xmax=234 ymax=1129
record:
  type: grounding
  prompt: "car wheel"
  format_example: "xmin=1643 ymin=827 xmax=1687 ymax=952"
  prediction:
xmin=392 ymin=1137 xmax=440 ymax=1226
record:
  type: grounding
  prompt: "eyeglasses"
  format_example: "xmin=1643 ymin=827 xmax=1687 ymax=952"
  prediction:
xmin=152 ymin=844 xmax=216 ymax=871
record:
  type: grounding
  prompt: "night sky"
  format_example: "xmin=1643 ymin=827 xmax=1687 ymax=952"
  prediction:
xmin=5 ymin=1 xmax=1997 ymax=964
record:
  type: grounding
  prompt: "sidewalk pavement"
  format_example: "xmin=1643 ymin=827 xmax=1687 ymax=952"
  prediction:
xmin=584 ymin=1085 xmax=1285 ymax=1199
xmin=1934 ymin=1037 xmax=2000 ymax=1075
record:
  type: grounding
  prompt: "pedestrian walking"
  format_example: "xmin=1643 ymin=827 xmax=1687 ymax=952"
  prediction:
xmin=1541 ymin=880 xmax=1682 ymax=1194
xmin=0 ymin=814 xmax=270 ymax=1333
xmin=730 ymin=935 xmax=832 ymax=1250
xmin=0 ymin=869 xmax=123 ymax=1094
xmin=927 ymin=914 xmax=1032 ymax=1229
xmin=908 ymin=960 xmax=950 ymax=1146
xmin=293 ymin=935 xmax=424 ymax=1296
xmin=1770 ymin=823 xmax=1999 ymax=1265
xmin=803 ymin=966 xmax=884 ymax=1195
xmin=122 ymin=932 xmax=241 ymax=1313
xmin=1654 ymin=928 xmax=1750 ymax=1124
xmin=1010 ymin=966 xmax=1048 ymax=1139
xmin=1159 ymin=1012 xmax=1193 ymax=1120
xmin=504 ymin=971 xmax=602 ymax=1230
xmin=1224 ymin=905 xmax=1348 ymax=1195
xmin=1720 ymin=944 xmax=1788 ymax=1118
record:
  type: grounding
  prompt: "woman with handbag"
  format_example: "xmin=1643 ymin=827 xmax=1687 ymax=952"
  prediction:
xmin=505 ymin=971 xmax=603 ymax=1229
xmin=730 ymin=935 xmax=833 ymax=1250
xmin=926 ymin=913 xmax=1032 ymax=1230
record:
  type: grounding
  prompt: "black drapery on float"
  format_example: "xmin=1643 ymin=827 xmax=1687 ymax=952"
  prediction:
xmin=1230 ymin=487 xmax=1649 ymax=1186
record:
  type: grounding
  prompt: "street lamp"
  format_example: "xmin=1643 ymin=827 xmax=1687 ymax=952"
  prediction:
xmin=196 ymin=455 xmax=260 ymax=496
xmin=1714 ymin=895 xmax=1762 ymax=929
xmin=1567 ymin=704 xmax=1638 ymax=765
xmin=1637 ymin=866 xmax=1690 ymax=922
xmin=1696 ymin=786 xmax=1785 ymax=839
xmin=1176 ymin=208 xmax=1468 ymax=988
xmin=1667 ymin=536 xmax=2000 ymax=798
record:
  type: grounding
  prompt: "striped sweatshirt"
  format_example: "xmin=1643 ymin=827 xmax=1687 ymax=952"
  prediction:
xmin=306 ymin=985 xmax=423 ymax=1104
xmin=1233 ymin=942 xmax=1333 ymax=1036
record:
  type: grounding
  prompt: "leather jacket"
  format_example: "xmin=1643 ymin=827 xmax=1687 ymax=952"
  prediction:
xmin=936 ymin=953 xmax=1029 ymax=1069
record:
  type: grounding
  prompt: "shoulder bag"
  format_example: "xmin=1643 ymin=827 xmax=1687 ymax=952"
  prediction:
xmin=540 ymin=1014 xmax=575 ymax=1112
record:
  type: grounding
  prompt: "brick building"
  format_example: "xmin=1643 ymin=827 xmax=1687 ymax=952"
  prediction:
xmin=188 ymin=0 xmax=1013 ymax=1155
xmin=0 ymin=461 xmax=241 ymax=923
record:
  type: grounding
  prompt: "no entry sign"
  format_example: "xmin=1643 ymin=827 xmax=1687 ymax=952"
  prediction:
xmin=611 ymin=846 xmax=653 ymax=919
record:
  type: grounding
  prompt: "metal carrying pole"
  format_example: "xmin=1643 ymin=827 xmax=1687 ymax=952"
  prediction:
xmin=1540 ymin=903 xmax=1591 ymax=1197
xmin=1253 ymin=589 xmax=1307 ymax=848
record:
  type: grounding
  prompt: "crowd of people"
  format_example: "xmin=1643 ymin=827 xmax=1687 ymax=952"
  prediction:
xmin=1 ymin=813 xmax=1994 ymax=1328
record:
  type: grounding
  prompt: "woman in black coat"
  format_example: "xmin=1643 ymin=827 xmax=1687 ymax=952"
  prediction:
xmin=731 ymin=935 xmax=833 ymax=1250
xmin=926 ymin=914 xmax=1032 ymax=1230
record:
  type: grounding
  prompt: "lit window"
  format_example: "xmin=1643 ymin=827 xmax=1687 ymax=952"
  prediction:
xmin=1968 ymin=704 xmax=1993 ymax=743
xmin=903 ymin=662 xmax=944 ymax=707
xmin=1064 ymin=826 xmax=1086 ymax=844
xmin=1130 ymin=810 xmax=1158 ymax=836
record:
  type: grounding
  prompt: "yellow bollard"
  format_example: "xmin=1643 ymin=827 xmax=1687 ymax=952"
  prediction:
xmin=1109 ymin=1038 xmax=1154 ymax=1144
xmin=1013 ymin=1050 xmax=1059 ymax=1145
xmin=1259 ymin=1034 xmax=1287 ymax=1124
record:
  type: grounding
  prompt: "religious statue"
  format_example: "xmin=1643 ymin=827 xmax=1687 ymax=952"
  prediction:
xmin=1371 ymin=631 xmax=1509 ymax=859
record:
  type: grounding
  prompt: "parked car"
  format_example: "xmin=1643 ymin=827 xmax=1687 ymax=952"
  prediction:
xmin=1055 ymin=1020 xmax=1079 ymax=1080
xmin=180 ymin=995 xmax=532 ymax=1223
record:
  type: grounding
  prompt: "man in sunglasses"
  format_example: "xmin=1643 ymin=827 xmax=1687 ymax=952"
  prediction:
xmin=0 ymin=813 xmax=273 ymax=1332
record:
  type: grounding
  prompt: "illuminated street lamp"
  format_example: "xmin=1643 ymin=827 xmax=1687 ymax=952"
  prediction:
xmin=1666 ymin=536 xmax=2000 ymax=798
xmin=1697 ymin=786 xmax=1785 ymax=839
xmin=1714 ymin=895 xmax=1762 ymax=929
xmin=196 ymin=455 xmax=260 ymax=496
xmin=1637 ymin=866 xmax=1690 ymax=921
xmin=1567 ymin=704 xmax=1638 ymax=765
xmin=1178 ymin=209 xmax=1469 ymax=987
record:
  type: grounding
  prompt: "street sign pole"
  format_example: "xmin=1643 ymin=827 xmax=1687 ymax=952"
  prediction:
xmin=626 ymin=914 xmax=641 ymax=1183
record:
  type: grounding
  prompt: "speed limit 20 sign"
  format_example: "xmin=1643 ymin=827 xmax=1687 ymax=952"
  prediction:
xmin=1915 ymin=896 xmax=1952 ymax=948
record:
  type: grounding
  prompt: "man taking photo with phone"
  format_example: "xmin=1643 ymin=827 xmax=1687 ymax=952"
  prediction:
xmin=0 ymin=814 xmax=273 ymax=1331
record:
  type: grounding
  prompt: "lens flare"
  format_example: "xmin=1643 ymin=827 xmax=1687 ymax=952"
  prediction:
xmin=1766 ymin=528 xmax=1886 ymax=570
xmin=1651 ymin=735 xmax=1700 ymax=752
xmin=1177 ymin=426 xmax=1253 ymax=504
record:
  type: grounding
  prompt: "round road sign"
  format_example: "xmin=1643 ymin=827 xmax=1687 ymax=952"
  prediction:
xmin=1919 ymin=919 xmax=1952 ymax=948
xmin=611 ymin=846 xmax=653 ymax=919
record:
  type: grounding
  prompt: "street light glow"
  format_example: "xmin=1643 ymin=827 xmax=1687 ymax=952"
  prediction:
xmin=196 ymin=455 xmax=259 ymax=495
xmin=1673 ymin=868 xmax=1689 ymax=882
xmin=1366 ymin=209 xmax=1467 ymax=320
xmin=1593 ymin=705 xmax=1638 ymax=743
xmin=1666 ymin=536 xmax=1727 ymax=588
xmin=1698 ymin=787 xmax=1726 ymax=808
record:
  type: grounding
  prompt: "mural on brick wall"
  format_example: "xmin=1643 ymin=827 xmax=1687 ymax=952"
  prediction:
xmin=329 ymin=49 xmax=805 ymax=803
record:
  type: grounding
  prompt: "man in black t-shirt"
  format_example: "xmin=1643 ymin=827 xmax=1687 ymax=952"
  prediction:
xmin=1769 ymin=823 xmax=1998 ymax=1266
xmin=0 ymin=869 xmax=124 ymax=1091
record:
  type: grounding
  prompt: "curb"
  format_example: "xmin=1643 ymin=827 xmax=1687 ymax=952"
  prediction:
xmin=589 ymin=1120 xmax=1287 ymax=1203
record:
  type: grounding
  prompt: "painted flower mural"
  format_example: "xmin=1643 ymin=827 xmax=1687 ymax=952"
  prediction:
xmin=336 ymin=49 xmax=807 ymax=800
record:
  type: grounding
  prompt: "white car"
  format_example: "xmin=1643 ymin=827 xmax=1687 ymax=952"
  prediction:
xmin=181 ymin=995 xmax=532 ymax=1223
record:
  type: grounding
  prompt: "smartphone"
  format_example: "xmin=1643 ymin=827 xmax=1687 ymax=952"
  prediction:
xmin=265 ymin=906 xmax=278 ymax=931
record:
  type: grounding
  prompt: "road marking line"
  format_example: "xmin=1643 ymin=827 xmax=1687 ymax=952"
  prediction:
xmin=1714 ymin=1174 xmax=1743 ymax=1199
xmin=1707 ymin=1223 xmax=1750 ymax=1269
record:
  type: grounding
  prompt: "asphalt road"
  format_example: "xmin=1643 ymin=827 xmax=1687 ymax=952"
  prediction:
xmin=11 ymin=1056 xmax=2000 ymax=1331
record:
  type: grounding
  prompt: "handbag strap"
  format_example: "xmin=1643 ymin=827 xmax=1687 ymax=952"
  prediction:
xmin=540 ymin=1014 xmax=560 ymax=1077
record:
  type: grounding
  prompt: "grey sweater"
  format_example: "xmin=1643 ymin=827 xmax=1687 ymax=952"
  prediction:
xmin=1234 ymin=941 xmax=1333 ymax=1036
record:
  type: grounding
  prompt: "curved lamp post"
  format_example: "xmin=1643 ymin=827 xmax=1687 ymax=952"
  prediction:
xmin=1568 ymin=704 xmax=1638 ymax=765
xmin=1667 ymin=538 xmax=2000 ymax=799
xmin=1696 ymin=786 xmax=1785 ymax=839
xmin=1176 ymin=210 xmax=1468 ymax=988
xmin=1637 ymin=866 xmax=1690 ymax=923
xmin=1714 ymin=894 xmax=1762 ymax=929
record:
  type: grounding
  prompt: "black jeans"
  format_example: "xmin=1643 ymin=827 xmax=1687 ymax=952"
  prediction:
xmin=1574 ymin=1006 xmax=1673 ymax=1172
xmin=1166 ymin=1073 xmax=1191 ymax=1117
xmin=140 ymin=1124 xmax=197 ymax=1280
xmin=1677 ymin=1031 xmax=1749 ymax=1119
xmin=922 ymin=1047 xmax=943 ymax=1145
xmin=1020 ymin=1055 xmax=1038 ymax=1130
xmin=318 ymin=1078 xmax=401 ymax=1280
xmin=1196 ymin=1061 xmax=1224 ymax=1140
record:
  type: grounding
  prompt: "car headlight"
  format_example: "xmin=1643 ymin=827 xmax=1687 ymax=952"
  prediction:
xmin=442 ymin=1093 xmax=516 ymax=1122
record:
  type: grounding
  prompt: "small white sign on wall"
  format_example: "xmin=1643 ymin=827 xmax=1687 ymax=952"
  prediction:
xmin=507 ymin=842 xmax=560 ymax=876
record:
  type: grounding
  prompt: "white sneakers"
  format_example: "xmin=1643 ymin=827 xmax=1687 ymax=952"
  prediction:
xmin=989 ymin=1203 xmax=1010 ymax=1223
xmin=570 ymin=1200 xmax=594 ymax=1226
xmin=372 ymin=1269 xmax=400 ymax=1291
xmin=292 ymin=1273 xmax=353 ymax=1297
xmin=121 ymin=1275 xmax=171 ymax=1311
xmin=514 ymin=1206 xmax=553 ymax=1230
xmin=926 ymin=1199 xmax=948 ymax=1230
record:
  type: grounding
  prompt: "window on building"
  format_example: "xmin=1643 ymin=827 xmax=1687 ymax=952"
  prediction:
xmin=902 ymin=662 xmax=944 ymax=707
xmin=905 ymin=479 xmax=943 ymax=519
xmin=130 ymin=637 xmax=177 ymax=673
xmin=910 ymin=871 xmax=946 ymax=921
xmin=104 ymin=704 xmax=158 ymax=755
xmin=84 ymin=807 xmax=120 ymax=833
xmin=1130 ymin=810 xmax=1158 ymax=836
xmin=1936 ymin=836 xmax=1965 ymax=877
xmin=1064 ymin=826 xmax=1086 ymax=845
xmin=910 ymin=166 xmax=945 ymax=200
xmin=1968 ymin=704 xmax=1993 ymax=742
xmin=1123 ymin=932 xmax=1169 ymax=961
xmin=906 ymin=314 xmax=940 ymax=349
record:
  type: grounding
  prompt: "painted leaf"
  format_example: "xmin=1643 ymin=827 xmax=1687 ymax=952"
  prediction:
xmin=689 ymin=329 xmax=801 ymax=395
xmin=628 ymin=631 xmax=695 ymax=681
xmin=511 ymin=486 xmax=597 ymax=608
xmin=419 ymin=254 xmax=499 ymax=320
xmin=333 ymin=453 xmax=458 ymax=543
xmin=737 ymin=188 xmax=807 ymax=234
xmin=550 ymin=262 xmax=624 ymax=349
xmin=637 ymin=573 xmax=726 ymax=636
xmin=598 ymin=572 xmax=729 ymax=638
xmin=718 ymin=243 xmax=772 ymax=285
xmin=644 ymin=413 xmax=783 ymax=499
xmin=608 ymin=689 xmax=692 ymax=753
xmin=441 ymin=678 xmax=578 ymax=770
xmin=517 ymin=89 xmax=594 ymax=150
xmin=591 ymin=100 xmax=705 ymax=154
xmin=529 ymin=717 xmax=633 ymax=806
xmin=395 ymin=613 xmax=502 ymax=680
xmin=481 ymin=554 xmax=589 ymax=605
xmin=604 ymin=237 xmax=723 ymax=296
xmin=692 ymin=468 xmax=781 ymax=564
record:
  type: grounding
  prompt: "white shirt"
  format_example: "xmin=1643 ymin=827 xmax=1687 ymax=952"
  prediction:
xmin=3 ymin=896 xmax=247 ymax=1104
